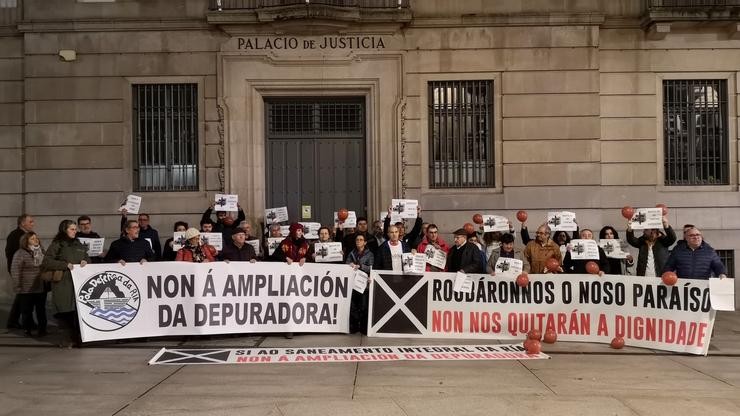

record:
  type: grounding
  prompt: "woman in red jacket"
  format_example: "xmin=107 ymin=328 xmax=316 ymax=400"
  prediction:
xmin=176 ymin=228 xmax=217 ymax=263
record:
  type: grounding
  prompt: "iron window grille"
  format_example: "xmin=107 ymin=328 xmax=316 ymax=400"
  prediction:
xmin=267 ymin=99 xmax=364 ymax=139
xmin=132 ymin=84 xmax=199 ymax=192
xmin=428 ymin=80 xmax=494 ymax=188
xmin=716 ymin=249 xmax=734 ymax=278
xmin=663 ymin=79 xmax=728 ymax=186
xmin=648 ymin=0 xmax=740 ymax=9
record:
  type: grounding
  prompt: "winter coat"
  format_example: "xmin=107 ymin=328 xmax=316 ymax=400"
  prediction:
xmin=42 ymin=238 xmax=90 ymax=314
xmin=11 ymin=248 xmax=45 ymax=294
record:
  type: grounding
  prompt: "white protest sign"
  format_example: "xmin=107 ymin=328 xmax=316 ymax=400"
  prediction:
xmin=334 ymin=211 xmax=357 ymax=228
xmin=630 ymin=208 xmax=663 ymax=230
xmin=709 ymin=278 xmax=735 ymax=311
xmin=71 ymin=262 xmax=354 ymax=342
xmin=145 ymin=238 xmax=152 ymax=249
xmin=391 ymin=199 xmax=418 ymax=219
xmin=353 ymin=270 xmax=369 ymax=293
xmin=424 ymin=245 xmax=447 ymax=270
xmin=246 ymin=239 xmax=261 ymax=255
xmin=482 ymin=215 xmax=510 ymax=233
xmin=120 ymin=194 xmax=142 ymax=215
xmin=265 ymin=206 xmax=289 ymax=224
xmin=267 ymin=237 xmax=283 ymax=256
xmin=494 ymin=257 xmax=523 ymax=277
xmin=214 ymin=194 xmax=238 ymax=212
xmin=78 ymin=238 xmax=105 ymax=257
xmin=569 ymin=239 xmax=600 ymax=260
xmin=453 ymin=271 xmax=472 ymax=293
xmin=200 ymin=233 xmax=223 ymax=251
xmin=547 ymin=211 xmax=577 ymax=232
xmin=402 ymin=253 xmax=427 ymax=274
xmin=172 ymin=232 xmax=187 ymax=251
xmin=314 ymin=242 xmax=343 ymax=263
xmin=300 ymin=222 xmax=321 ymax=240
xmin=598 ymin=239 xmax=628 ymax=259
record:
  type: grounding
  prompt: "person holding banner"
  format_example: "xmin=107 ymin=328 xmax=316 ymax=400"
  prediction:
xmin=176 ymin=228 xmax=217 ymax=263
xmin=598 ymin=226 xmax=634 ymax=275
xmin=374 ymin=225 xmax=411 ymax=271
xmin=163 ymin=221 xmax=188 ymax=261
xmin=448 ymin=228 xmax=484 ymax=274
xmin=10 ymin=232 xmax=47 ymax=337
xmin=487 ymin=233 xmax=529 ymax=275
xmin=663 ymin=226 xmax=727 ymax=280
xmin=120 ymin=211 xmax=161 ymax=260
xmin=626 ymin=216 xmax=675 ymax=277
xmin=220 ymin=227 xmax=257 ymax=262
xmin=275 ymin=223 xmax=309 ymax=266
xmin=105 ymin=220 xmax=156 ymax=264
xmin=42 ymin=220 xmax=90 ymax=347
xmin=347 ymin=234 xmax=374 ymax=334
xmin=524 ymin=224 xmax=563 ymax=274
xmin=416 ymin=224 xmax=451 ymax=272
xmin=563 ymin=229 xmax=610 ymax=275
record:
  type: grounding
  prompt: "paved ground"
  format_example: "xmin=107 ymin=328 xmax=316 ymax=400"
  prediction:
xmin=1 ymin=307 xmax=739 ymax=416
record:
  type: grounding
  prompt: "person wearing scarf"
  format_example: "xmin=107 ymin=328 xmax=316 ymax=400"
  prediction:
xmin=176 ymin=228 xmax=217 ymax=263
xmin=10 ymin=231 xmax=47 ymax=336
xmin=276 ymin=223 xmax=309 ymax=266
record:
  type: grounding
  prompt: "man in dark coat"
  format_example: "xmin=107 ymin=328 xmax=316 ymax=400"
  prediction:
xmin=221 ymin=227 xmax=257 ymax=262
xmin=374 ymin=225 xmax=410 ymax=271
xmin=106 ymin=220 xmax=155 ymax=264
xmin=663 ymin=226 xmax=727 ymax=280
xmin=5 ymin=214 xmax=34 ymax=329
xmin=447 ymin=228 xmax=484 ymax=274
xmin=626 ymin=216 xmax=676 ymax=277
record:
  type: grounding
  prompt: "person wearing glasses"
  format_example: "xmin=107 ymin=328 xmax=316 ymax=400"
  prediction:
xmin=105 ymin=220 xmax=155 ymax=265
xmin=663 ymin=227 xmax=727 ymax=280
xmin=416 ymin=224 xmax=450 ymax=272
xmin=76 ymin=215 xmax=105 ymax=263
xmin=523 ymin=224 xmax=563 ymax=274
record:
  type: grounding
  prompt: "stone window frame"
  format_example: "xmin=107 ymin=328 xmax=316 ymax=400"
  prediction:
xmin=418 ymin=72 xmax=503 ymax=195
xmin=122 ymin=76 xmax=207 ymax=197
xmin=655 ymin=72 xmax=737 ymax=192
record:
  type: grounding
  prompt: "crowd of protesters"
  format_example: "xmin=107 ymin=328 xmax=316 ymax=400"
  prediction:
xmin=4 ymin=203 xmax=729 ymax=345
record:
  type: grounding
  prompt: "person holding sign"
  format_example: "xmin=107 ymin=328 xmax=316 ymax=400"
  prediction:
xmin=487 ymin=233 xmax=529 ymax=275
xmin=626 ymin=215 xmax=675 ymax=277
xmin=163 ymin=221 xmax=188 ymax=261
xmin=347 ymin=234 xmax=374 ymax=334
xmin=598 ymin=226 xmax=634 ymax=275
xmin=176 ymin=228 xmax=217 ymax=263
xmin=275 ymin=223 xmax=309 ymax=266
xmin=447 ymin=228 xmax=484 ymax=274
xmin=563 ymin=229 xmax=610 ymax=276
xmin=105 ymin=220 xmax=155 ymax=265
xmin=524 ymin=224 xmax=563 ymax=274
xmin=220 ymin=227 xmax=257 ymax=262
xmin=416 ymin=224 xmax=451 ymax=272
xmin=309 ymin=227 xmax=343 ymax=264
xmin=663 ymin=226 xmax=727 ymax=280
xmin=383 ymin=205 xmax=423 ymax=249
xmin=374 ymin=225 xmax=411 ymax=271
xmin=201 ymin=201 xmax=245 ymax=242
xmin=76 ymin=215 xmax=104 ymax=263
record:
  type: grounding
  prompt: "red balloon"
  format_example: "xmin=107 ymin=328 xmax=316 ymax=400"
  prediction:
xmin=463 ymin=223 xmax=475 ymax=235
xmin=610 ymin=337 xmax=625 ymax=349
xmin=516 ymin=273 xmax=529 ymax=288
xmin=523 ymin=338 xmax=533 ymax=350
xmin=662 ymin=271 xmax=678 ymax=286
xmin=543 ymin=330 xmax=557 ymax=344
xmin=526 ymin=340 xmax=542 ymax=355
xmin=527 ymin=329 xmax=542 ymax=341
xmin=516 ymin=210 xmax=528 ymax=223
xmin=621 ymin=206 xmax=634 ymax=220
xmin=585 ymin=261 xmax=600 ymax=275
xmin=656 ymin=203 xmax=668 ymax=216
xmin=546 ymin=257 xmax=560 ymax=273
xmin=472 ymin=213 xmax=483 ymax=225
xmin=337 ymin=208 xmax=349 ymax=222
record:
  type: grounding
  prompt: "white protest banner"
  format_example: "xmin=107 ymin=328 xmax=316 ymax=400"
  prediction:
xmin=71 ymin=262 xmax=354 ymax=342
xmin=598 ymin=239 xmax=629 ymax=259
xmin=493 ymin=257 xmax=523 ymax=277
xmin=148 ymin=344 xmax=548 ymax=365
xmin=569 ymin=239 xmax=600 ymax=260
xmin=267 ymin=237 xmax=283 ymax=256
xmin=709 ymin=278 xmax=735 ymax=311
xmin=391 ymin=199 xmax=418 ymax=219
xmin=78 ymin=238 xmax=105 ymax=257
xmin=402 ymin=253 xmax=427 ymax=274
xmin=482 ymin=215 xmax=510 ymax=233
xmin=200 ymin=233 xmax=223 ymax=251
xmin=453 ymin=271 xmax=472 ymax=293
xmin=630 ymin=208 xmax=663 ymax=230
xmin=172 ymin=232 xmax=187 ymax=251
xmin=424 ymin=245 xmax=447 ymax=270
xmin=265 ymin=206 xmax=289 ymax=224
xmin=120 ymin=194 xmax=142 ymax=215
xmin=246 ymin=239 xmax=261 ymax=255
xmin=300 ymin=222 xmax=321 ymax=240
xmin=334 ymin=211 xmax=357 ymax=228
xmin=368 ymin=271 xmax=716 ymax=355
xmin=353 ymin=270 xmax=369 ymax=293
xmin=314 ymin=242 xmax=343 ymax=263
xmin=214 ymin=194 xmax=238 ymax=212
xmin=546 ymin=211 xmax=577 ymax=231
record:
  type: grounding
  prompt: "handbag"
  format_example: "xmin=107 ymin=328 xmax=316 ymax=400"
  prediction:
xmin=40 ymin=270 xmax=64 ymax=282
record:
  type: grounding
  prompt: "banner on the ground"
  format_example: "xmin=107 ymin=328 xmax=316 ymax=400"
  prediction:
xmin=148 ymin=344 xmax=548 ymax=365
xmin=71 ymin=262 xmax=354 ymax=342
xmin=368 ymin=271 xmax=716 ymax=355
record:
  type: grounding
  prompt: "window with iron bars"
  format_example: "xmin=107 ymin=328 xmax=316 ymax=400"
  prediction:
xmin=663 ymin=79 xmax=729 ymax=186
xmin=428 ymin=80 xmax=494 ymax=188
xmin=716 ymin=249 xmax=734 ymax=278
xmin=133 ymin=84 xmax=199 ymax=192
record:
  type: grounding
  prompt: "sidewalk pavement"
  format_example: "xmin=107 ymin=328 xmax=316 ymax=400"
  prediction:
xmin=1 ymin=304 xmax=739 ymax=416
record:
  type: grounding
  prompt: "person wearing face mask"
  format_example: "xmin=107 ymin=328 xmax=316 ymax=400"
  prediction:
xmin=10 ymin=231 xmax=47 ymax=337
xmin=626 ymin=215 xmax=675 ymax=277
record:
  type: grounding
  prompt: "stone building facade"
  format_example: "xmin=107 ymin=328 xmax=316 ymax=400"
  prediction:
xmin=1 ymin=0 xmax=738 ymax=298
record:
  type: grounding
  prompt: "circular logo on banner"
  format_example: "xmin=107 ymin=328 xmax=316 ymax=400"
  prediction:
xmin=76 ymin=271 xmax=141 ymax=332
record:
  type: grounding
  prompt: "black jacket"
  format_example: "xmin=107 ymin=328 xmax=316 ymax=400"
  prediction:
xmin=563 ymin=246 xmax=611 ymax=274
xmin=383 ymin=216 xmax=423 ymax=249
xmin=447 ymin=242 xmax=484 ymax=274
xmin=5 ymin=227 xmax=25 ymax=273
xmin=105 ymin=237 xmax=155 ymax=263
xmin=220 ymin=241 xmax=257 ymax=262
xmin=373 ymin=240 xmax=410 ymax=271
xmin=626 ymin=226 xmax=676 ymax=276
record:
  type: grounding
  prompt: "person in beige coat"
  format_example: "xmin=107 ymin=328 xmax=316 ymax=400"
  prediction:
xmin=10 ymin=231 xmax=46 ymax=336
xmin=487 ymin=233 xmax=530 ymax=275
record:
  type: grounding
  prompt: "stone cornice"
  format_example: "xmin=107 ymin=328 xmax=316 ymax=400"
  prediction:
xmin=407 ymin=12 xmax=607 ymax=28
xmin=17 ymin=19 xmax=211 ymax=33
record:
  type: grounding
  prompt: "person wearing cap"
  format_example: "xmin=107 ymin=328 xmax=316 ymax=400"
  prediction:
xmin=274 ymin=223 xmax=309 ymax=266
xmin=175 ymin=228 xmax=217 ymax=263
xmin=221 ymin=227 xmax=257 ymax=262
xmin=447 ymin=228 xmax=484 ymax=274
